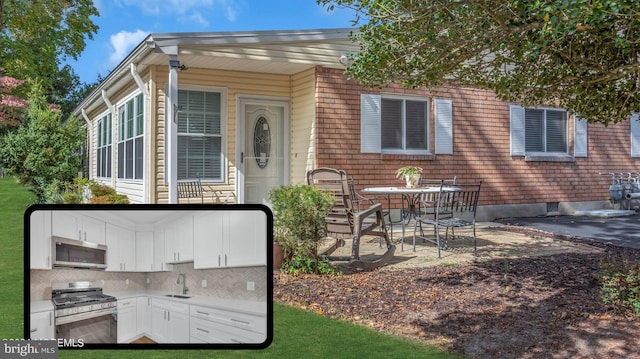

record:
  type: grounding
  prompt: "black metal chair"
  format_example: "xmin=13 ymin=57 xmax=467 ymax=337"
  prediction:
xmin=413 ymin=180 xmax=482 ymax=257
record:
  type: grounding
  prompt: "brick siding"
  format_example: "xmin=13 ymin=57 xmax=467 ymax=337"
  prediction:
xmin=314 ymin=66 xmax=639 ymax=209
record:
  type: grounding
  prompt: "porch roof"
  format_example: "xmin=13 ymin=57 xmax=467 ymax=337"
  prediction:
xmin=73 ymin=28 xmax=358 ymax=116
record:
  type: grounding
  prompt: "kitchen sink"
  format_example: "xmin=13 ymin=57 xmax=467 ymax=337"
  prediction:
xmin=164 ymin=294 xmax=192 ymax=299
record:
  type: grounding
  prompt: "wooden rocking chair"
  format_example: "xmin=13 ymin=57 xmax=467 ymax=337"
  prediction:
xmin=306 ymin=168 xmax=396 ymax=271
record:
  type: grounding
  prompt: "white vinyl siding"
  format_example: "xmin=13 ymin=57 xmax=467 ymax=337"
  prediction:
xmin=361 ymin=94 xmax=443 ymax=155
xmin=117 ymin=93 xmax=144 ymax=180
xmin=510 ymin=105 xmax=569 ymax=156
xmin=177 ymin=89 xmax=224 ymax=181
xmin=631 ymin=113 xmax=640 ymax=158
xmin=96 ymin=113 xmax=112 ymax=178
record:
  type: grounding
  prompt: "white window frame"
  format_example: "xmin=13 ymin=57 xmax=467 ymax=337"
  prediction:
xmin=116 ymin=92 xmax=144 ymax=180
xmin=510 ymin=105 xmax=574 ymax=159
xmin=177 ymin=85 xmax=227 ymax=183
xmin=361 ymin=94 xmax=451 ymax=155
xmin=631 ymin=113 xmax=640 ymax=158
xmin=96 ymin=112 xmax=112 ymax=178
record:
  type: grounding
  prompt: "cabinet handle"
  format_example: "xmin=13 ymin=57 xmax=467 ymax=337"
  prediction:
xmin=30 ymin=329 xmax=37 ymax=333
xmin=225 ymin=254 xmax=227 ymax=266
xmin=196 ymin=311 xmax=210 ymax=316
xmin=167 ymin=311 xmax=170 ymax=321
xmin=121 ymin=301 xmax=131 ymax=306
xmin=196 ymin=327 xmax=210 ymax=333
xmin=84 ymin=231 xmax=87 ymax=241
xmin=78 ymin=230 xmax=82 ymax=240
xmin=231 ymin=318 xmax=250 ymax=325
xmin=218 ymin=255 xmax=221 ymax=267
xmin=173 ymin=253 xmax=176 ymax=261
xmin=177 ymin=252 xmax=180 ymax=261
xmin=164 ymin=311 xmax=166 ymax=320
xmin=49 ymin=312 xmax=52 ymax=326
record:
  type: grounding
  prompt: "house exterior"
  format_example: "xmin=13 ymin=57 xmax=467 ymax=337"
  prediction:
xmin=74 ymin=28 xmax=640 ymax=220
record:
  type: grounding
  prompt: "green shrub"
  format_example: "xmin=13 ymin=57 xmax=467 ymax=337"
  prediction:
xmin=600 ymin=256 xmax=640 ymax=317
xmin=268 ymin=184 xmax=335 ymax=274
xmin=283 ymin=255 xmax=338 ymax=276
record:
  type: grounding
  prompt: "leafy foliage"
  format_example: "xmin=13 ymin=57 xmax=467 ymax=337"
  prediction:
xmin=319 ymin=0 xmax=640 ymax=125
xmin=0 ymin=82 xmax=85 ymax=202
xmin=0 ymin=75 xmax=28 ymax=131
xmin=268 ymin=184 xmax=335 ymax=274
xmin=0 ymin=0 xmax=99 ymax=89
xmin=283 ymin=255 xmax=338 ymax=276
xmin=600 ymin=256 xmax=640 ymax=317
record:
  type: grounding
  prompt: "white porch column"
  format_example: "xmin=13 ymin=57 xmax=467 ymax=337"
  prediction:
xmin=167 ymin=55 xmax=179 ymax=203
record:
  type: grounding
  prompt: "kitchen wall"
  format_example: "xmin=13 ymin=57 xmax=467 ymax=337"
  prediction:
xmin=30 ymin=264 xmax=267 ymax=302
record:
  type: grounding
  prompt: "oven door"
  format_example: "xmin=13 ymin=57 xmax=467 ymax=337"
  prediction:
xmin=56 ymin=307 xmax=117 ymax=344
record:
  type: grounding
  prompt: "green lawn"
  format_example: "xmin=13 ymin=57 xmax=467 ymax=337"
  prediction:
xmin=1 ymin=177 xmax=463 ymax=359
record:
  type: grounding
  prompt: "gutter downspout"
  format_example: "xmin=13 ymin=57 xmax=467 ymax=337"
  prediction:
xmin=167 ymin=55 xmax=179 ymax=204
xmin=101 ymin=90 xmax=117 ymax=189
xmin=130 ymin=63 xmax=151 ymax=203
xmin=80 ymin=109 xmax=92 ymax=180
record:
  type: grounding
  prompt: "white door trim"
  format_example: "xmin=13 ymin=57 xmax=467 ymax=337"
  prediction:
xmin=236 ymin=96 xmax=290 ymax=203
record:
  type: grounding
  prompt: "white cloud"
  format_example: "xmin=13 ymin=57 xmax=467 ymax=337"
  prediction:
xmin=109 ymin=30 xmax=148 ymax=66
xmin=186 ymin=12 xmax=210 ymax=27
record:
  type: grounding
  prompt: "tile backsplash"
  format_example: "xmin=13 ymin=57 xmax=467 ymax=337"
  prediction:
xmin=30 ymin=264 xmax=267 ymax=302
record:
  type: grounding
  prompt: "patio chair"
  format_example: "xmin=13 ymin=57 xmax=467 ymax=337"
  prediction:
xmin=413 ymin=180 xmax=482 ymax=257
xmin=307 ymin=168 xmax=396 ymax=271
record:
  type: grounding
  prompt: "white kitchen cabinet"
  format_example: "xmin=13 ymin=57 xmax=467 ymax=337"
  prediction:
xmin=51 ymin=212 xmax=105 ymax=244
xmin=189 ymin=305 xmax=266 ymax=344
xmin=117 ymin=299 xmax=137 ymax=343
xmin=164 ymin=214 xmax=194 ymax=263
xmin=193 ymin=211 xmax=267 ymax=269
xmin=135 ymin=231 xmax=154 ymax=271
xmin=30 ymin=210 xmax=52 ymax=270
xmin=106 ymin=223 xmax=136 ymax=272
xmin=153 ymin=227 xmax=169 ymax=271
xmin=29 ymin=310 xmax=54 ymax=340
xmin=226 ymin=211 xmax=267 ymax=267
xmin=193 ymin=212 xmax=224 ymax=269
xmin=150 ymin=298 xmax=190 ymax=343
xmin=136 ymin=296 xmax=151 ymax=336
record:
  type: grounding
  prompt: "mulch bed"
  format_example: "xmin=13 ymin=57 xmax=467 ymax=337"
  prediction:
xmin=274 ymin=232 xmax=640 ymax=359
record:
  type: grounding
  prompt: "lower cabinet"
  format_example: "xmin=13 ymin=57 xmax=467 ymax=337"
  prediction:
xmin=136 ymin=296 xmax=151 ymax=336
xmin=117 ymin=299 xmax=137 ymax=343
xmin=189 ymin=305 xmax=266 ymax=344
xmin=150 ymin=298 xmax=189 ymax=343
xmin=29 ymin=310 xmax=54 ymax=340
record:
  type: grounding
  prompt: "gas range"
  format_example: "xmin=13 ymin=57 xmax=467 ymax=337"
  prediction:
xmin=51 ymin=282 xmax=117 ymax=323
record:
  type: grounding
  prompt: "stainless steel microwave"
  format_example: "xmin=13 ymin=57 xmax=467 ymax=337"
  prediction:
xmin=52 ymin=236 xmax=107 ymax=270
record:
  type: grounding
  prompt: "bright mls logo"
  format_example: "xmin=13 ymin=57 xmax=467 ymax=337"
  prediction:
xmin=2 ymin=340 xmax=57 ymax=358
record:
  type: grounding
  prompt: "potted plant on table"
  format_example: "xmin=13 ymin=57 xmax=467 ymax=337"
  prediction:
xmin=395 ymin=166 xmax=423 ymax=188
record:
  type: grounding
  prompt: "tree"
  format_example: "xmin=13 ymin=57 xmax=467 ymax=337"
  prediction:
xmin=319 ymin=0 xmax=640 ymax=125
xmin=0 ymin=0 xmax=99 ymax=91
xmin=0 ymin=82 xmax=85 ymax=202
xmin=0 ymin=74 xmax=28 ymax=131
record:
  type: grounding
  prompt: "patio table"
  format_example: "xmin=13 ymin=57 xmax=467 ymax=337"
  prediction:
xmin=362 ymin=186 xmax=461 ymax=251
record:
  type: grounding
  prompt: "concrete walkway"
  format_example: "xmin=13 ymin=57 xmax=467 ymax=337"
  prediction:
xmin=496 ymin=213 xmax=640 ymax=249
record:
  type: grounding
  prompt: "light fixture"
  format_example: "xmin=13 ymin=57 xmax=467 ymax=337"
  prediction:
xmin=169 ymin=59 xmax=188 ymax=71
xmin=338 ymin=54 xmax=349 ymax=66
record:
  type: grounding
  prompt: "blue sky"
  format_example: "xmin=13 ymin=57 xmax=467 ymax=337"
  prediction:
xmin=66 ymin=0 xmax=358 ymax=84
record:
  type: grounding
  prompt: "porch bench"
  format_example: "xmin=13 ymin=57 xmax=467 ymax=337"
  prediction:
xmin=177 ymin=179 xmax=235 ymax=204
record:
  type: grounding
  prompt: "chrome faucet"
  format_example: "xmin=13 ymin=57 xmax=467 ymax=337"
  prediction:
xmin=176 ymin=273 xmax=189 ymax=295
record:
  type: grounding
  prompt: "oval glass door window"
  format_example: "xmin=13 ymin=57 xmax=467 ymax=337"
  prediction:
xmin=254 ymin=116 xmax=271 ymax=169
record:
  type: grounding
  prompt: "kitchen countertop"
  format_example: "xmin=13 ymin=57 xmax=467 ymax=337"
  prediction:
xmin=30 ymin=300 xmax=54 ymax=314
xmin=107 ymin=290 xmax=267 ymax=317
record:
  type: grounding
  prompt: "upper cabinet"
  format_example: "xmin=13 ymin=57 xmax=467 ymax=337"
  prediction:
xmin=106 ymin=223 xmax=136 ymax=272
xmin=164 ymin=214 xmax=194 ymax=263
xmin=135 ymin=231 xmax=154 ymax=272
xmin=30 ymin=210 xmax=52 ymax=270
xmin=51 ymin=212 xmax=106 ymax=245
xmin=193 ymin=211 xmax=267 ymax=269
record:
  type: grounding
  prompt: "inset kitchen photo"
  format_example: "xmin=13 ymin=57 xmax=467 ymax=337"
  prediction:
xmin=27 ymin=206 xmax=271 ymax=348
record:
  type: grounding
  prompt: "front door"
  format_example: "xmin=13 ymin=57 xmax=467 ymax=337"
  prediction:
xmin=239 ymin=100 xmax=288 ymax=204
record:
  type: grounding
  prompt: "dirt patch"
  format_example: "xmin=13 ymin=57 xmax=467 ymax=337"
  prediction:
xmin=274 ymin=226 xmax=640 ymax=359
